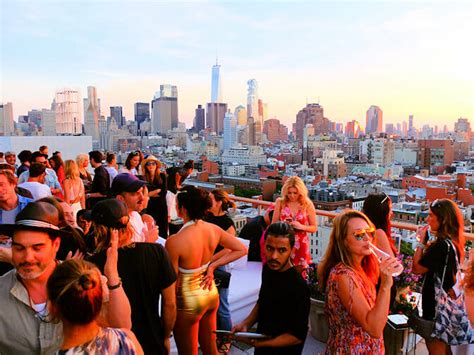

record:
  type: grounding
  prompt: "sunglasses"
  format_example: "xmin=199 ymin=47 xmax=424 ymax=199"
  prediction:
xmin=353 ymin=227 xmax=375 ymax=241
xmin=431 ymin=199 xmax=441 ymax=209
xmin=380 ymin=192 xmax=390 ymax=205
xmin=146 ymin=162 xmax=157 ymax=166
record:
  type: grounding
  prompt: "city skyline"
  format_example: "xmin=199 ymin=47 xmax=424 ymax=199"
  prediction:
xmin=2 ymin=1 xmax=473 ymax=129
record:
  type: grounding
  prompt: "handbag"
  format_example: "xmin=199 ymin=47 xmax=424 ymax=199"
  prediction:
xmin=431 ymin=240 xmax=473 ymax=345
xmin=407 ymin=275 xmax=435 ymax=339
xmin=214 ymin=268 xmax=231 ymax=289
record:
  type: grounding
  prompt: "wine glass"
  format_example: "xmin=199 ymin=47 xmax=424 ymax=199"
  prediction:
xmin=369 ymin=242 xmax=403 ymax=277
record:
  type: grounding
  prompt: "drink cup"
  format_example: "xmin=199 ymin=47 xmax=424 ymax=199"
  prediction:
xmin=369 ymin=242 xmax=403 ymax=277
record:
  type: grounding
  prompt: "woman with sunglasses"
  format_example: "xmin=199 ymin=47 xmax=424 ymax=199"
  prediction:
xmin=141 ymin=155 xmax=168 ymax=239
xmin=88 ymin=198 xmax=177 ymax=354
xmin=318 ymin=210 xmax=400 ymax=353
xmin=412 ymin=199 xmax=465 ymax=354
xmin=120 ymin=151 xmax=141 ymax=176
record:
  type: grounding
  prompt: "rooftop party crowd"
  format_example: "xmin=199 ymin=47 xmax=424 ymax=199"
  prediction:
xmin=0 ymin=146 xmax=473 ymax=354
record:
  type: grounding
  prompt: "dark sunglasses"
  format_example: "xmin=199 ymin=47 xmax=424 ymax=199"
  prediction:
xmin=431 ymin=199 xmax=441 ymax=209
xmin=353 ymin=227 xmax=376 ymax=241
xmin=146 ymin=162 xmax=157 ymax=166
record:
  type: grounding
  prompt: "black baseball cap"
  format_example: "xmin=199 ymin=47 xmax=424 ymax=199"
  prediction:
xmin=91 ymin=199 xmax=129 ymax=229
xmin=111 ymin=173 xmax=146 ymax=196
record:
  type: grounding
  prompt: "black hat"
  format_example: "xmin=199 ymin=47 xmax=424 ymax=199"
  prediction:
xmin=0 ymin=201 xmax=69 ymax=237
xmin=111 ymin=173 xmax=146 ymax=196
xmin=91 ymin=199 xmax=129 ymax=229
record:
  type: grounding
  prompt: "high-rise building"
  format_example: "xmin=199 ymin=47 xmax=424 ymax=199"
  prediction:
xmin=385 ymin=123 xmax=394 ymax=135
xmin=402 ymin=121 xmax=408 ymax=137
xmin=151 ymin=85 xmax=178 ymax=134
xmin=55 ymin=89 xmax=82 ymax=134
xmin=84 ymin=86 xmax=100 ymax=140
xmin=28 ymin=109 xmax=43 ymax=127
xmin=223 ymin=110 xmax=237 ymax=150
xmin=408 ymin=114 xmax=414 ymax=137
xmin=110 ymin=106 xmax=124 ymax=128
xmin=234 ymin=105 xmax=247 ymax=126
xmin=454 ymin=117 xmax=471 ymax=140
xmin=134 ymin=102 xmax=150 ymax=128
xmin=294 ymin=103 xmax=331 ymax=146
xmin=345 ymin=120 xmax=361 ymax=138
xmin=41 ymin=109 xmax=57 ymax=136
xmin=211 ymin=60 xmax=222 ymax=103
xmin=247 ymin=79 xmax=259 ymax=127
xmin=365 ymin=105 xmax=383 ymax=135
xmin=193 ymin=105 xmax=205 ymax=132
xmin=247 ymin=117 xmax=255 ymax=145
xmin=206 ymin=103 xmax=227 ymax=134
xmin=263 ymin=118 xmax=283 ymax=143
xmin=0 ymin=102 xmax=14 ymax=136
xmin=417 ymin=139 xmax=454 ymax=171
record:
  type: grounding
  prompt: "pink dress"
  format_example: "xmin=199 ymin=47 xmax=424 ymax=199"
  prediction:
xmin=280 ymin=205 xmax=312 ymax=268
xmin=325 ymin=263 xmax=384 ymax=354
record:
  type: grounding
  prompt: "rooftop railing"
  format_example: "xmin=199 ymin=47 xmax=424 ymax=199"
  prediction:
xmin=230 ymin=195 xmax=474 ymax=243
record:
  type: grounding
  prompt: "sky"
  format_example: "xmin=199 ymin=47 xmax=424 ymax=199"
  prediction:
xmin=1 ymin=0 xmax=473 ymax=130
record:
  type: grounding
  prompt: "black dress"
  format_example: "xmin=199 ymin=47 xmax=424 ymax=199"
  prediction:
xmin=145 ymin=172 xmax=168 ymax=239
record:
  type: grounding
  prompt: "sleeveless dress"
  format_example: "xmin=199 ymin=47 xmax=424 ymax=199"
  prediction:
xmin=280 ymin=205 xmax=312 ymax=268
xmin=65 ymin=178 xmax=84 ymax=219
xmin=325 ymin=263 xmax=384 ymax=354
xmin=56 ymin=327 xmax=137 ymax=354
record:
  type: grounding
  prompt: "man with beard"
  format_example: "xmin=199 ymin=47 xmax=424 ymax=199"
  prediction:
xmin=112 ymin=173 xmax=157 ymax=243
xmin=232 ymin=222 xmax=310 ymax=355
xmin=0 ymin=201 xmax=132 ymax=353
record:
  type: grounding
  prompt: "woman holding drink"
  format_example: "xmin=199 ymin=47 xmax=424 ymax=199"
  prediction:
xmin=272 ymin=176 xmax=317 ymax=273
xmin=318 ymin=210 xmax=401 ymax=353
xmin=412 ymin=199 xmax=465 ymax=354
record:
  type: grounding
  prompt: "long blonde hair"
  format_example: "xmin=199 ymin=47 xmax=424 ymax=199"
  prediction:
xmin=318 ymin=210 xmax=379 ymax=291
xmin=76 ymin=154 xmax=89 ymax=170
xmin=64 ymin=160 xmax=80 ymax=180
xmin=280 ymin=176 xmax=312 ymax=210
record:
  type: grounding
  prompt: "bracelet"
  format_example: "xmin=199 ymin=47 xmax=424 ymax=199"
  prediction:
xmin=416 ymin=242 xmax=425 ymax=251
xmin=107 ymin=279 xmax=122 ymax=290
xmin=86 ymin=193 xmax=91 ymax=199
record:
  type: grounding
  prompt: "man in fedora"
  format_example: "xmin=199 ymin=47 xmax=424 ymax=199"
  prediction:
xmin=0 ymin=201 xmax=132 ymax=353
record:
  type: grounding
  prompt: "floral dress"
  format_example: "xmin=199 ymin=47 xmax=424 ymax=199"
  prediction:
xmin=325 ymin=263 xmax=384 ymax=354
xmin=280 ymin=206 xmax=312 ymax=269
xmin=56 ymin=327 xmax=137 ymax=354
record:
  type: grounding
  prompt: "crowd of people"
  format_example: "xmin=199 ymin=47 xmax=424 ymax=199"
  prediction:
xmin=0 ymin=146 xmax=473 ymax=354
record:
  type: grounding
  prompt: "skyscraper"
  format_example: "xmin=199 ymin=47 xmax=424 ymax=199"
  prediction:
xmin=0 ymin=102 xmax=14 ymax=136
xmin=211 ymin=59 xmax=222 ymax=103
xmin=84 ymin=86 xmax=100 ymax=140
xmin=365 ymin=105 xmax=383 ymax=135
xmin=151 ymin=85 xmax=178 ymax=134
xmin=134 ymin=102 xmax=150 ymax=128
xmin=206 ymin=103 xmax=227 ymax=134
xmin=408 ymin=114 xmax=414 ymax=137
xmin=234 ymin=105 xmax=247 ymax=126
xmin=294 ymin=103 xmax=331 ymax=146
xmin=194 ymin=105 xmax=205 ymax=132
xmin=55 ymin=88 xmax=82 ymax=134
xmin=247 ymin=79 xmax=260 ymax=123
xmin=223 ymin=110 xmax=237 ymax=150
xmin=110 ymin=106 xmax=124 ymax=128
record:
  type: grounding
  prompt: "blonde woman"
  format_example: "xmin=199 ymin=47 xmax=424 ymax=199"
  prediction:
xmin=76 ymin=153 xmax=92 ymax=193
xmin=63 ymin=160 xmax=85 ymax=218
xmin=272 ymin=176 xmax=317 ymax=273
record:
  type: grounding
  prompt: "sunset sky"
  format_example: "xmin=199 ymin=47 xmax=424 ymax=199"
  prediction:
xmin=2 ymin=0 xmax=473 ymax=130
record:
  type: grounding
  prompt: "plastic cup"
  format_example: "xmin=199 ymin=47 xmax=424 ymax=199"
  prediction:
xmin=369 ymin=242 xmax=403 ymax=277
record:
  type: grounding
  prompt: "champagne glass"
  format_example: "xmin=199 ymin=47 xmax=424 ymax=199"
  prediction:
xmin=369 ymin=242 xmax=403 ymax=277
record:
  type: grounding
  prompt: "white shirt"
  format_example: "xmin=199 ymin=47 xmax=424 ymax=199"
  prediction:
xmin=166 ymin=190 xmax=178 ymax=220
xmin=18 ymin=182 xmax=52 ymax=201
xmin=129 ymin=211 xmax=146 ymax=243
xmin=105 ymin=166 xmax=118 ymax=186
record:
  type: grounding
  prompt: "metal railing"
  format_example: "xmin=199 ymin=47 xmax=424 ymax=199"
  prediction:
xmin=230 ymin=195 xmax=474 ymax=243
